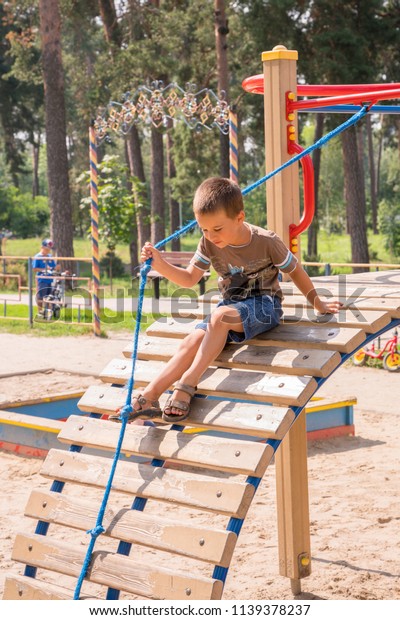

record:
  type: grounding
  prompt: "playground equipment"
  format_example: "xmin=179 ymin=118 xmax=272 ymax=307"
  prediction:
xmin=4 ymin=46 xmax=400 ymax=601
xmin=353 ymin=328 xmax=400 ymax=371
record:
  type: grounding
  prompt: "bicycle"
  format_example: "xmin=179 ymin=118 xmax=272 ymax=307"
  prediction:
xmin=42 ymin=270 xmax=75 ymax=321
xmin=353 ymin=329 xmax=400 ymax=372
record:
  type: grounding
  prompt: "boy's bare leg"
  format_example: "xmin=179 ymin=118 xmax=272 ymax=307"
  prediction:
xmin=132 ymin=329 xmax=206 ymax=408
xmin=166 ymin=306 xmax=244 ymax=416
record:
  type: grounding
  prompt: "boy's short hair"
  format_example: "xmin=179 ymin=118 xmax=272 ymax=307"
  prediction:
xmin=193 ymin=177 xmax=243 ymax=218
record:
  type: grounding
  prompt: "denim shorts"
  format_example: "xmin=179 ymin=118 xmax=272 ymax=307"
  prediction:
xmin=195 ymin=295 xmax=283 ymax=343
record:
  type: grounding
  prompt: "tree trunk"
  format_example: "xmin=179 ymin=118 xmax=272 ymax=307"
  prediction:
xmin=307 ymin=114 xmax=324 ymax=257
xmin=376 ymin=115 xmax=384 ymax=201
xmin=150 ymin=128 xmax=165 ymax=244
xmin=39 ymin=0 xmax=74 ymax=268
xmin=98 ymin=0 xmax=122 ymax=47
xmin=126 ymin=128 xmax=151 ymax=253
xmin=99 ymin=0 xmax=148 ymax=273
xmin=214 ymin=0 xmax=229 ymax=178
xmin=341 ymin=127 xmax=369 ymax=273
xmin=123 ymin=140 xmax=139 ymax=273
xmin=32 ymin=132 xmax=40 ymax=198
xmin=366 ymin=115 xmax=378 ymax=234
xmin=356 ymin=122 xmax=367 ymax=219
xmin=166 ymin=132 xmax=180 ymax=251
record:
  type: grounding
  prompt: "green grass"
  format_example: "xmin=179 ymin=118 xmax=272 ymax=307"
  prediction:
xmin=0 ymin=304 xmax=162 ymax=337
xmin=4 ymin=229 xmax=397 ymax=266
xmin=301 ymin=230 xmax=398 ymax=267
xmin=2 ymin=234 xmax=202 ymax=263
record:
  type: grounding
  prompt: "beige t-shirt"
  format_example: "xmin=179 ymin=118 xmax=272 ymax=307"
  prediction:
xmin=190 ymin=223 xmax=297 ymax=301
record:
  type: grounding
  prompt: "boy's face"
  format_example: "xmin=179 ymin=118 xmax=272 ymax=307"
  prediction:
xmin=196 ymin=208 xmax=246 ymax=248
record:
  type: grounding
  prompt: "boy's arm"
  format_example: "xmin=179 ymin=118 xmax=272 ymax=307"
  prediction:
xmin=289 ymin=264 xmax=343 ymax=314
xmin=141 ymin=242 xmax=205 ymax=288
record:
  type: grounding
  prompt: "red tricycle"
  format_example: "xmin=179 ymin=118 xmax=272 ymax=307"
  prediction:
xmin=353 ymin=329 xmax=400 ymax=372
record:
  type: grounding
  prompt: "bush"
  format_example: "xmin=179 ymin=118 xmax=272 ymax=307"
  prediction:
xmin=378 ymin=199 xmax=400 ymax=260
xmin=0 ymin=259 xmax=28 ymax=290
xmin=100 ymin=251 xmax=127 ymax=279
xmin=0 ymin=185 xmax=50 ymax=238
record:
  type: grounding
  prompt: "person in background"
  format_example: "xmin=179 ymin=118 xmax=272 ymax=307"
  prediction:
xmin=32 ymin=239 xmax=60 ymax=314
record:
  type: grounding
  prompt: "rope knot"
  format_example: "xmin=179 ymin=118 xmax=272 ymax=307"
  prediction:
xmin=87 ymin=525 xmax=105 ymax=539
xmin=140 ymin=261 xmax=152 ymax=278
xmin=119 ymin=404 xmax=133 ymax=420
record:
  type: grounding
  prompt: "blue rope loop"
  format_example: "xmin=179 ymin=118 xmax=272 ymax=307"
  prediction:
xmin=140 ymin=260 xmax=152 ymax=278
xmin=117 ymin=404 xmax=133 ymax=421
xmin=87 ymin=525 xmax=105 ymax=538
xmin=72 ymin=104 xmax=368 ymax=600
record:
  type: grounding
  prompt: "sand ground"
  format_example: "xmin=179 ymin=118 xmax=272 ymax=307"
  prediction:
xmin=0 ymin=332 xmax=399 ymax=601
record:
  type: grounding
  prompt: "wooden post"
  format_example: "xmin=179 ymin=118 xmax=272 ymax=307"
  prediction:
xmin=262 ymin=45 xmax=311 ymax=594
xmin=262 ymin=45 xmax=301 ymax=263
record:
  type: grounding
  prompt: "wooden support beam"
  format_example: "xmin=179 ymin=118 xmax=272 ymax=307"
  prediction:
xmin=275 ymin=411 xmax=311 ymax=585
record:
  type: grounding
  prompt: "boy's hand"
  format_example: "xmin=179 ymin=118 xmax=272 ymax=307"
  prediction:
xmin=141 ymin=242 xmax=163 ymax=269
xmin=314 ymin=298 xmax=344 ymax=315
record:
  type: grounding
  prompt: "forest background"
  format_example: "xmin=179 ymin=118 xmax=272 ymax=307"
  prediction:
xmin=1 ymin=0 xmax=400 ymax=282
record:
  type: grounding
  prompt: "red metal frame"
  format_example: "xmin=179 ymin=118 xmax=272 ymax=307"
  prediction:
xmin=288 ymin=142 xmax=315 ymax=247
xmin=242 ymin=74 xmax=400 ymax=243
xmin=242 ymin=74 xmax=400 ymax=100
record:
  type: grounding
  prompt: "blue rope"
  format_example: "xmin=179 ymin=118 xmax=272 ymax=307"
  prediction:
xmin=73 ymin=104 xmax=368 ymax=599
xmin=241 ymin=104 xmax=369 ymax=196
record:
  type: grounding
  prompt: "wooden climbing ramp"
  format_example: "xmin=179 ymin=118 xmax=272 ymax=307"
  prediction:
xmin=3 ymin=271 xmax=400 ymax=600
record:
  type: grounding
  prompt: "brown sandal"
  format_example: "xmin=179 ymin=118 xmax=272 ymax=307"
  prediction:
xmin=162 ymin=382 xmax=197 ymax=423
xmin=109 ymin=394 xmax=161 ymax=423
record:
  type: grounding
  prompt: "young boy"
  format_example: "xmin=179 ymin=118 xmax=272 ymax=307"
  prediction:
xmin=113 ymin=177 xmax=342 ymax=424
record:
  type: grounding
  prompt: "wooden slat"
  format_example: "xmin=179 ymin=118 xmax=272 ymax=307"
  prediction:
xmin=25 ymin=490 xmax=237 ymax=567
xmin=199 ymin=291 xmax=400 ymax=319
xmin=99 ymin=358 xmax=318 ymax=407
xmin=146 ymin=318 xmax=366 ymax=353
xmin=281 ymin=294 xmax=400 ymax=319
xmin=282 ymin=308 xmax=391 ymax=333
xmin=12 ymin=533 xmax=223 ymax=600
xmin=281 ymin=281 xmax=400 ymax=300
xmin=170 ymin=306 xmax=391 ymax=334
xmin=78 ymin=385 xmax=295 ymax=439
xmin=41 ymin=449 xmax=255 ymax=518
xmin=3 ymin=575 xmax=84 ymax=601
xmin=124 ymin=336 xmax=341 ymax=378
xmin=58 ymin=416 xmax=274 ymax=477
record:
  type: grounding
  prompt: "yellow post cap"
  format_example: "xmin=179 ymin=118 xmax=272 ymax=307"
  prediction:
xmin=262 ymin=45 xmax=298 ymax=62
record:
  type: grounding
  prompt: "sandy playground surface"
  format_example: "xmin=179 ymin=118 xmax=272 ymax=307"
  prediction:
xmin=0 ymin=332 xmax=399 ymax=601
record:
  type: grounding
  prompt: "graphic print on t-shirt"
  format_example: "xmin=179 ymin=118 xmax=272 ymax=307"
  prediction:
xmin=190 ymin=224 xmax=298 ymax=301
